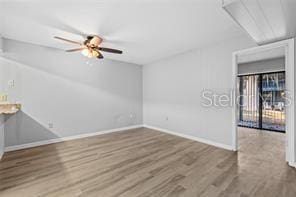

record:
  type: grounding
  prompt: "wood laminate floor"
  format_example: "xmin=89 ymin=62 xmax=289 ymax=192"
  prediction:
xmin=0 ymin=127 xmax=295 ymax=197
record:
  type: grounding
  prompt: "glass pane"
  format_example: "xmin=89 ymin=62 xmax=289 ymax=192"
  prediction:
xmin=238 ymin=75 xmax=260 ymax=128
xmin=261 ymin=72 xmax=285 ymax=132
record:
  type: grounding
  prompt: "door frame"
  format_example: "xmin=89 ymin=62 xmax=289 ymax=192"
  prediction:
xmin=232 ymin=39 xmax=295 ymax=167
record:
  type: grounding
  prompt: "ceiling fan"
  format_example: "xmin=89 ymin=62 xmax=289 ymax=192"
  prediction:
xmin=53 ymin=35 xmax=123 ymax=59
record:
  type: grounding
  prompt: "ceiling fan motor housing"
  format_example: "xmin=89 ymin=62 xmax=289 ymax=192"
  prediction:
xmin=85 ymin=35 xmax=102 ymax=47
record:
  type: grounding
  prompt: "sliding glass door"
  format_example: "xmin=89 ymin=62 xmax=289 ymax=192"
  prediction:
xmin=238 ymin=72 xmax=285 ymax=132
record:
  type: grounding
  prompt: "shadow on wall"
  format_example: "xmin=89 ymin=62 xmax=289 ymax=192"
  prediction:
xmin=4 ymin=111 xmax=59 ymax=147
xmin=0 ymin=39 xmax=143 ymax=147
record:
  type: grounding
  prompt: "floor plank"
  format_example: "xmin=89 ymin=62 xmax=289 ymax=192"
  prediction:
xmin=0 ymin=127 xmax=295 ymax=197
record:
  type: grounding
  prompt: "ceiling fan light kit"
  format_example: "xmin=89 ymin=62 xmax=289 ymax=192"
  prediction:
xmin=54 ymin=35 xmax=123 ymax=59
xmin=81 ymin=48 xmax=90 ymax=57
xmin=81 ymin=48 xmax=99 ymax=58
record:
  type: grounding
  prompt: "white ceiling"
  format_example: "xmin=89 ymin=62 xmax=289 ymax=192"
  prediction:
xmin=223 ymin=0 xmax=296 ymax=45
xmin=0 ymin=0 xmax=246 ymax=65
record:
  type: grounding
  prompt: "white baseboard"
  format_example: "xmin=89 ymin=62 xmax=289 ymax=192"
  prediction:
xmin=4 ymin=125 xmax=143 ymax=152
xmin=143 ymin=125 xmax=233 ymax=151
xmin=4 ymin=124 xmax=233 ymax=152
xmin=288 ymin=162 xmax=296 ymax=168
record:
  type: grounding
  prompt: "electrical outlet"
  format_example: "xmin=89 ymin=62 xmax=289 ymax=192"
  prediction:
xmin=48 ymin=122 xmax=54 ymax=129
xmin=165 ymin=116 xmax=169 ymax=121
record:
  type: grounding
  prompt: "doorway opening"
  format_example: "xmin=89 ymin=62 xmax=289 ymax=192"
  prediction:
xmin=232 ymin=39 xmax=295 ymax=166
xmin=238 ymin=72 xmax=285 ymax=133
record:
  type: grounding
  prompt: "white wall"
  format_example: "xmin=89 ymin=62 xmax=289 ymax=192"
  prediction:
xmin=238 ymin=57 xmax=285 ymax=75
xmin=143 ymin=36 xmax=255 ymax=147
xmin=0 ymin=35 xmax=256 ymax=150
xmin=1 ymin=39 xmax=143 ymax=147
